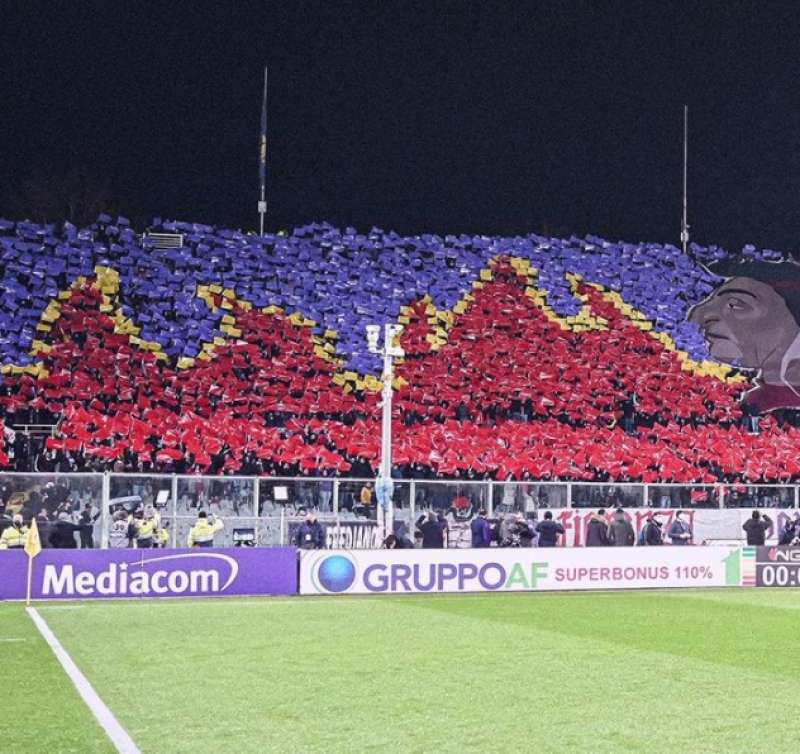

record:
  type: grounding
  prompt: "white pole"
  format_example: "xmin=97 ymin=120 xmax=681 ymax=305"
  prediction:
xmin=368 ymin=323 xmax=402 ymax=545
xmin=100 ymin=472 xmax=110 ymax=549
xmin=380 ymin=343 xmax=394 ymax=540
xmin=681 ymin=104 xmax=689 ymax=254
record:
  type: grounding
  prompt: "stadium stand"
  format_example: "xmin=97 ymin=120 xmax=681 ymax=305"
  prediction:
xmin=1 ymin=214 xmax=800 ymax=482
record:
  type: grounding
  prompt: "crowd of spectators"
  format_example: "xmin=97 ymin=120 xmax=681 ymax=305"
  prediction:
xmin=3 ymin=215 xmax=800 ymax=485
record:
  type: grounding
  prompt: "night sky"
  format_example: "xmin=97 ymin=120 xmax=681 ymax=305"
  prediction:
xmin=2 ymin=1 xmax=800 ymax=253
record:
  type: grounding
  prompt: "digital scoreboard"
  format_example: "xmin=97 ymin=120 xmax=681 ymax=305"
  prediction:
xmin=754 ymin=547 xmax=800 ymax=587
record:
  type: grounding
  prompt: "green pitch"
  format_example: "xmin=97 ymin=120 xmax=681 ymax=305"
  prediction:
xmin=2 ymin=589 xmax=798 ymax=753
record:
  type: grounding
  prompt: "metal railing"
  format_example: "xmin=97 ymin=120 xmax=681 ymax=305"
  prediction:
xmin=2 ymin=472 xmax=797 ymax=549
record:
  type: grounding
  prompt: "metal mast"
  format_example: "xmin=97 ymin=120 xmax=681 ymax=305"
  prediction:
xmin=680 ymin=104 xmax=689 ymax=254
xmin=258 ymin=66 xmax=268 ymax=235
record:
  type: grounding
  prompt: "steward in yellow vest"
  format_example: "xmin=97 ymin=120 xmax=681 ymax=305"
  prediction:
xmin=187 ymin=512 xmax=224 ymax=547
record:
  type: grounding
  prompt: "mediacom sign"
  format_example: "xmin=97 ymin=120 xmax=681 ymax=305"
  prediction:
xmin=299 ymin=546 xmax=743 ymax=595
xmin=0 ymin=548 xmax=297 ymax=600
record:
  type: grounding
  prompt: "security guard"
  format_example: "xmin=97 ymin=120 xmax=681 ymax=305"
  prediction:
xmin=128 ymin=509 xmax=157 ymax=548
xmin=136 ymin=507 xmax=160 ymax=548
xmin=187 ymin=511 xmax=224 ymax=547
xmin=157 ymin=521 xmax=171 ymax=548
xmin=0 ymin=514 xmax=27 ymax=549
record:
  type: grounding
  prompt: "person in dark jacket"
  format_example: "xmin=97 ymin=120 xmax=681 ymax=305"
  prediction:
xmin=668 ymin=510 xmax=692 ymax=545
xmin=78 ymin=507 xmax=101 ymax=548
xmin=416 ymin=512 xmax=444 ymax=549
xmin=470 ymin=510 xmax=492 ymax=547
xmin=517 ymin=515 xmax=536 ymax=547
xmin=49 ymin=512 xmax=80 ymax=549
xmin=743 ymin=511 xmax=772 ymax=546
xmin=295 ymin=514 xmax=325 ymax=550
xmin=535 ymin=511 xmax=565 ymax=548
xmin=607 ymin=508 xmax=634 ymax=546
xmin=779 ymin=515 xmax=800 ymax=546
xmin=641 ymin=516 xmax=663 ymax=545
xmin=382 ymin=533 xmax=414 ymax=549
xmin=585 ymin=509 xmax=610 ymax=546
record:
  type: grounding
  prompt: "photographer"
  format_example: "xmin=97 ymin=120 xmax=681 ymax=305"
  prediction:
xmin=295 ymin=513 xmax=325 ymax=550
xmin=743 ymin=511 xmax=772 ymax=546
xmin=515 ymin=514 xmax=537 ymax=548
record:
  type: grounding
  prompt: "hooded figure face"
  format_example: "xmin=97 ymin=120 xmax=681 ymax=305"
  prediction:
xmin=689 ymin=276 xmax=800 ymax=368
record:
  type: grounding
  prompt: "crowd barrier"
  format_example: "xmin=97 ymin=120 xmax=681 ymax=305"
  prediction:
xmin=2 ymin=472 xmax=798 ymax=550
xmin=1 ymin=545 xmax=798 ymax=600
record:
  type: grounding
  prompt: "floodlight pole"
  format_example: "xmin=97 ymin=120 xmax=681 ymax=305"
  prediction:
xmin=367 ymin=324 xmax=404 ymax=543
xmin=680 ymin=104 xmax=689 ymax=254
xmin=258 ymin=66 xmax=268 ymax=236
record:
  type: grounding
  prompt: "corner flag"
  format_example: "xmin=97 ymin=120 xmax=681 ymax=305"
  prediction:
xmin=25 ymin=518 xmax=41 ymax=558
xmin=24 ymin=518 xmax=41 ymax=605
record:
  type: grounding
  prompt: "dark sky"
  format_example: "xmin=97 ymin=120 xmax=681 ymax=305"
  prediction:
xmin=2 ymin=1 xmax=800 ymax=252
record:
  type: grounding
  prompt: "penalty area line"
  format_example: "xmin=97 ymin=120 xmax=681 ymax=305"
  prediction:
xmin=26 ymin=607 xmax=140 ymax=754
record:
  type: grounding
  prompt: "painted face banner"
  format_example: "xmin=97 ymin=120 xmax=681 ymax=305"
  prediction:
xmin=0 ymin=547 xmax=297 ymax=600
xmin=690 ymin=258 xmax=800 ymax=413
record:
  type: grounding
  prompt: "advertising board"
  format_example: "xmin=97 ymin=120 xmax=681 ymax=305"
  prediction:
xmin=299 ymin=546 xmax=743 ymax=595
xmin=0 ymin=547 xmax=297 ymax=600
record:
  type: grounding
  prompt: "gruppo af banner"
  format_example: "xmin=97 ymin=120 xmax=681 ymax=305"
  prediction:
xmin=0 ymin=547 xmax=297 ymax=600
xmin=299 ymin=546 xmax=743 ymax=595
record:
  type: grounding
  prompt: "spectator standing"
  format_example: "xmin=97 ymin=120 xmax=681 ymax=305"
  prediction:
xmin=585 ymin=509 xmax=610 ymax=546
xmin=668 ymin=511 xmax=692 ymax=545
xmin=535 ymin=511 xmax=565 ymax=548
xmin=359 ymin=483 xmax=373 ymax=508
xmin=643 ymin=516 xmax=663 ymax=546
xmin=470 ymin=509 xmax=492 ymax=547
xmin=607 ymin=508 xmax=634 ymax=546
xmin=36 ymin=510 xmax=52 ymax=549
xmin=779 ymin=515 xmax=800 ymax=546
xmin=416 ymin=512 xmax=444 ymax=549
xmin=743 ymin=511 xmax=772 ymax=546
xmin=437 ymin=512 xmax=449 ymax=548
xmin=319 ymin=478 xmax=333 ymax=512
xmin=49 ymin=512 xmax=80 ymax=548
xmin=77 ymin=506 xmax=100 ymax=548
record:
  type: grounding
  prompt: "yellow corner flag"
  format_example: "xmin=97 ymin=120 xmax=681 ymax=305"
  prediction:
xmin=25 ymin=519 xmax=41 ymax=606
xmin=25 ymin=518 xmax=42 ymax=559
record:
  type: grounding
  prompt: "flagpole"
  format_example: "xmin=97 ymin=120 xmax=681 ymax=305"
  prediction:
xmin=258 ymin=66 xmax=268 ymax=236
xmin=26 ymin=556 xmax=33 ymax=606
xmin=24 ymin=517 xmax=42 ymax=606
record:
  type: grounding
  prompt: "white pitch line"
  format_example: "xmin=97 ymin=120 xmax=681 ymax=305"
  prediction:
xmin=0 ymin=638 xmax=27 ymax=643
xmin=26 ymin=607 xmax=140 ymax=754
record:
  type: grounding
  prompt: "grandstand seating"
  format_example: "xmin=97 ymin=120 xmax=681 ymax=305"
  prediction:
xmin=1 ymin=214 xmax=800 ymax=483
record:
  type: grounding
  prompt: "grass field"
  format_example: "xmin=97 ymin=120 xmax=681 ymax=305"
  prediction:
xmin=2 ymin=589 xmax=799 ymax=753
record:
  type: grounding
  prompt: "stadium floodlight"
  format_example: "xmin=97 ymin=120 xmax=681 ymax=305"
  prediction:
xmin=365 ymin=323 xmax=404 ymax=541
xmin=366 ymin=325 xmax=381 ymax=354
